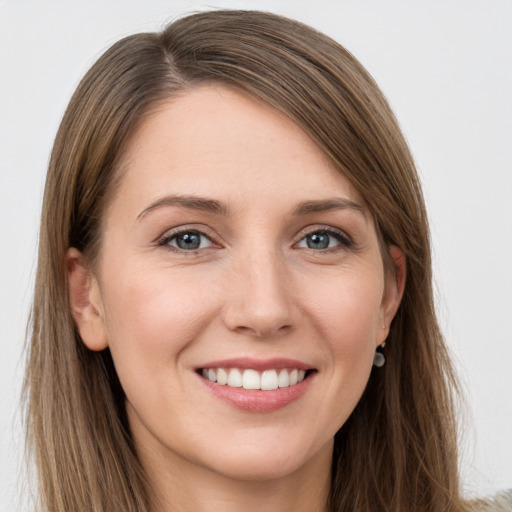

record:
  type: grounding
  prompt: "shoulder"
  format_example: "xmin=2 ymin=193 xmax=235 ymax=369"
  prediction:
xmin=470 ymin=490 xmax=512 ymax=512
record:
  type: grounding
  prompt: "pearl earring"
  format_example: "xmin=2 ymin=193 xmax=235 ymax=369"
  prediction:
xmin=373 ymin=342 xmax=386 ymax=368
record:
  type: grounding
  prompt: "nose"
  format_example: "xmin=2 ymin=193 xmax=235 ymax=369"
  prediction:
xmin=222 ymin=249 xmax=295 ymax=338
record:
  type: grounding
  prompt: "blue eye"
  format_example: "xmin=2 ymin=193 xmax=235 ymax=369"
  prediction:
xmin=297 ymin=229 xmax=350 ymax=250
xmin=160 ymin=230 xmax=213 ymax=251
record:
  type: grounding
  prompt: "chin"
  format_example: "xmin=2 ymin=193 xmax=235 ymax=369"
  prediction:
xmin=205 ymin=452 xmax=312 ymax=482
xmin=193 ymin=434 xmax=333 ymax=483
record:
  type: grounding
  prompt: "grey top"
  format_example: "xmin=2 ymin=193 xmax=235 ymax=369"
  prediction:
xmin=473 ymin=490 xmax=512 ymax=511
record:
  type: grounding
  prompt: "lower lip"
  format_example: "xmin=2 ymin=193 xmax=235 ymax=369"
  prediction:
xmin=198 ymin=373 xmax=315 ymax=413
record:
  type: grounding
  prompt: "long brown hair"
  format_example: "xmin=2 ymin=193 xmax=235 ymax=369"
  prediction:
xmin=25 ymin=10 xmax=470 ymax=511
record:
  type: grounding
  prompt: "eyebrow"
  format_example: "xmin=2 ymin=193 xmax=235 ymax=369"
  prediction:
xmin=136 ymin=195 xmax=230 ymax=221
xmin=135 ymin=194 xmax=366 ymax=222
xmin=293 ymin=198 xmax=366 ymax=217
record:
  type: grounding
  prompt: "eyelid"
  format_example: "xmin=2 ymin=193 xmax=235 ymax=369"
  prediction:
xmin=157 ymin=225 xmax=221 ymax=252
xmin=294 ymin=225 xmax=353 ymax=249
xmin=297 ymin=224 xmax=351 ymax=239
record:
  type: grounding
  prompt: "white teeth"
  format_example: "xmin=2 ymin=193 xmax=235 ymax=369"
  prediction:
xmin=242 ymin=369 xmax=260 ymax=389
xmin=202 ymin=367 xmax=309 ymax=390
xmin=227 ymin=368 xmax=243 ymax=388
xmin=261 ymin=370 xmax=278 ymax=390
xmin=216 ymin=368 xmax=228 ymax=385
xmin=278 ymin=369 xmax=290 ymax=388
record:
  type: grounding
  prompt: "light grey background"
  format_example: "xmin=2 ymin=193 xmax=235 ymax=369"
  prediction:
xmin=1 ymin=1 xmax=511 ymax=510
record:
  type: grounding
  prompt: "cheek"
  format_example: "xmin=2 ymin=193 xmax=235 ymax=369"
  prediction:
xmin=291 ymin=267 xmax=385 ymax=437
xmin=100 ymin=264 xmax=220 ymax=372
xmin=305 ymin=267 xmax=384 ymax=352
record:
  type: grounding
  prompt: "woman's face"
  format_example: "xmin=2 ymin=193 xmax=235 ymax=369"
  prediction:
xmin=69 ymin=86 xmax=403 ymax=483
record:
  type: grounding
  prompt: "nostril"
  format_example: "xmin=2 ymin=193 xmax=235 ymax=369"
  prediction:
xmin=249 ymin=323 xmax=292 ymax=338
xmin=228 ymin=320 xmax=293 ymax=339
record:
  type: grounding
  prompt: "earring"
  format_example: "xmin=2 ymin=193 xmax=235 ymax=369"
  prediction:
xmin=373 ymin=342 xmax=386 ymax=368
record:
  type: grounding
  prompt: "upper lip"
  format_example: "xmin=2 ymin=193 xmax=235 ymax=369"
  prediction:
xmin=197 ymin=357 xmax=313 ymax=372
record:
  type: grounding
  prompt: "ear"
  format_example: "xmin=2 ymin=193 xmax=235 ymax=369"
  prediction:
xmin=377 ymin=245 xmax=406 ymax=345
xmin=66 ymin=247 xmax=108 ymax=351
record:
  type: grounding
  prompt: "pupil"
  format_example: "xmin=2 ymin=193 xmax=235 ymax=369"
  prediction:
xmin=307 ymin=232 xmax=329 ymax=249
xmin=177 ymin=232 xmax=200 ymax=250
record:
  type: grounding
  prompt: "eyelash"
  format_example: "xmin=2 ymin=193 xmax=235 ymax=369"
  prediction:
xmin=158 ymin=228 xmax=216 ymax=253
xmin=297 ymin=227 xmax=353 ymax=252
xmin=157 ymin=226 xmax=353 ymax=254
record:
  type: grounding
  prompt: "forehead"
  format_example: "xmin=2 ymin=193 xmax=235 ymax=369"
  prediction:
xmin=113 ymin=85 xmax=365 ymax=214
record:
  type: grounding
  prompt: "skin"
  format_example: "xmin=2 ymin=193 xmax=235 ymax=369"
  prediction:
xmin=67 ymin=86 xmax=405 ymax=512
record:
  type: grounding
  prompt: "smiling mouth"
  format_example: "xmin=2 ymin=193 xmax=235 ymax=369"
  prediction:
xmin=198 ymin=367 xmax=315 ymax=391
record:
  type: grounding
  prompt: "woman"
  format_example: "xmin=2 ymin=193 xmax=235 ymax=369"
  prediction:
xmin=24 ymin=9 xmax=510 ymax=512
